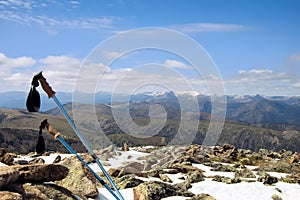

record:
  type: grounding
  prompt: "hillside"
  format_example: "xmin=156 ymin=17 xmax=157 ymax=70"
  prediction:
xmin=35 ymin=103 xmax=300 ymax=152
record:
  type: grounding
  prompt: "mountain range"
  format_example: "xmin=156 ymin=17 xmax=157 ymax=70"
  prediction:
xmin=1 ymin=89 xmax=300 ymax=153
xmin=1 ymin=91 xmax=300 ymax=130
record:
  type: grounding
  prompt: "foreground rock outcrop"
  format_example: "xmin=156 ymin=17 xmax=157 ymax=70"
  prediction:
xmin=55 ymin=155 xmax=99 ymax=199
xmin=0 ymin=148 xmax=99 ymax=200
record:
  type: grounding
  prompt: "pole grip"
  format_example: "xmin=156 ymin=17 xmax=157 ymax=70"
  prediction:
xmin=45 ymin=124 xmax=61 ymax=139
xmin=39 ymin=77 xmax=56 ymax=98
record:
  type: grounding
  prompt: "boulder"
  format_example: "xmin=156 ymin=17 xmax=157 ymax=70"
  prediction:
xmin=171 ymin=163 xmax=204 ymax=174
xmin=264 ymin=176 xmax=278 ymax=185
xmin=133 ymin=181 xmax=177 ymax=200
xmin=14 ymin=160 xmax=29 ymax=165
xmin=115 ymin=175 xmax=144 ymax=189
xmin=0 ymin=166 xmax=19 ymax=188
xmin=55 ymin=156 xmax=98 ymax=199
xmin=4 ymin=183 xmax=49 ymax=200
xmin=3 ymin=183 xmax=81 ymax=200
xmin=235 ymin=168 xmax=256 ymax=178
xmin=186 ymin=170 xmax=204 ymax=183
xmin=258 ymin=172 xmax=278 ymax=185
xmin=289 ymin=153 xmax=300 ymax=164
xmin=11 ymin=164 xmax=69 ymax=183
xmin=159 ymin=174 xmax=173 ymax=183
xmin=0 ymin=191 xmax=22 ymax=200
xmin=29 ymin=158 xmax=45 ymax=164
xmin=222 ymin=143 xmax=235 ymax=152
xmin=1 ymin=153 xmax=15 ymax=165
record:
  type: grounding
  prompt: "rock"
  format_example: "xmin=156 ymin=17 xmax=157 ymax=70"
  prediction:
xmin=0 ymin=166 xmax=19 ymax=188
xmin=222 ymin=143 xmax=235 ymax=152
xmin=0 ymin=191 xmax=22 ymax=200
xmin=235 ymin=168 xmax=256 ymax=178
xmin=28 ymin=158 xmax=45 ymax=164
xmin=258 ymin=173 xmax=278 ymax=185
xmin=289 ymin=153 xmax=300 ymax=164
xmin=80 ymin=153 xmax=94 ymax=164
xmin=212 ymin=175 xmax=225 ymax=182
xmin=159 ymin=174 xmax=173 ymax=183
xmin=101 ymin=145 xmax=115 ymax=154
xmin=1 ymin=153 xmax=15 ymax=165
xmin=191 ymin=193 xmax=216 ymax=200
xmin=0 ymin=148 xmax=6 ymax=157
xmin=115 ymin=175 xmax=144 ymax=189
xmin=55 ymin=156 xmax=98 ymax=199
xmin=171 ymin=163 xmax=203 ymax=174
xmin=14 ymin=160 xmax=29 ymax=165
xmin=4 ymin=183 xmax=48 ymax=200
xmin=264 ymin=176 xmax=278 ymax=185
xmin=208 ymin=163 xmax=236 ymax=172
xmin=225 ymin=177 xmax=241 ymax=184
xmin=240 ymin=158 xmax=252 ymax=165
xmin=11 ymin=164 xmax=69 ymax=183
xmin=143 ymin=159 xmax=158 ymax=171
xmin=123 ymin=143 xmax=129 ymax=151
xmin=186 ymin=170 xmax=204 ymax=183
xmin=53 ymin=155 xmax=62 ymax=163
xmin=212 ymin=175 xmax=240 ymax=184
xmin=133 ymin=181 xmax=177 ymax=200
xmin=271 ymin=194 xmax=283 ymax=200
xmin=147 ymin=169 xmax=161 ymax=178
xmin=3 ymin=183 xmax=80 ymax=200
xmin=108 ymin=167 xmax=128 ymax=178
xmin=34 ymin=182 xmax=83 ymax=200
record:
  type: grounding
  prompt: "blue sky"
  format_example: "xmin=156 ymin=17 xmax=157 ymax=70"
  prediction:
xmin=0 ymin=0 xmax=300 ymax=95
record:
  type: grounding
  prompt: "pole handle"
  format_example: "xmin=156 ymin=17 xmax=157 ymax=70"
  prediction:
xmin=39 ymin=77 xmax=56 ymax=98
xmin=45 ymin=124 xmax=61 ymax=139
xmin=34 ymin=71 xmax=56 ymax=98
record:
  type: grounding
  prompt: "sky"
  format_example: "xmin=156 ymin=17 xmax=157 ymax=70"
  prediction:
xmin=0 ymin=0 xmax=300 ymax=96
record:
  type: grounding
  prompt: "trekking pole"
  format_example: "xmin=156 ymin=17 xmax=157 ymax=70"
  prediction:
xmin=31 ymin=72 xmax=124 ymax=200
xmin=40 ymin=119 xmax=122 ymax=200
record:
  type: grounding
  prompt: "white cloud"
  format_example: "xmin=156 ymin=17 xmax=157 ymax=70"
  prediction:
xmin=293 ymin=83 xmax=300 ymax=88
xmin=224 ymin=68 xmax=299 ymax=95
xmin=102 ymin=51 xmax=123 ymax=60
xmin=0 ymin=0 xmax=34 ymax=9
xmin=235 ymin=69 xmax=288 ymax=82
xmin=171 ymin=23 xmax=250 ymax=33
xmin=164 ymin=59 xmax=192 ymax=69
xmin=0 ymin=10 xmax=120 ymax=30
xmin=0 ymin=52 xmax=36 ymax=69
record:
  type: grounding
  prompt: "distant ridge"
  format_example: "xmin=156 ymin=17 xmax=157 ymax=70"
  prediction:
xmin=1 ymin=91 xmax=300 ymax=130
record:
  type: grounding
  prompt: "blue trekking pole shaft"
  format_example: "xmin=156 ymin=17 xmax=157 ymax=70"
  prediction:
xmin=43 ymin=121 xmax=121 ymax=200
xmin=36 ymin=72 xmax=124 ymax=200
xmin=53 ymin=92 xmax=124 ymax=200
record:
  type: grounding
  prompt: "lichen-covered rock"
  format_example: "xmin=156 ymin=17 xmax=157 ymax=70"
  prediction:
xmin=159 ymin=174 xmax=173 ymax=183
xmin=0 ymin=166 xmax=19 ymax=188
xmin=115 ymin=175 xmax=144 ymax=189
xmin=257 ymin=172 xmax=278 ymax=185
xmin=186 ymin=170 xmax=204 ymax=183
xmin=28 ymin=158 xmax=45 ymax=164
xmin=235 ymin=168 xmax=256 ymax=178
xmin=133 ymin=181 xmax=178 ymax=200
xmin=4 ymin=183 xmax=49 ymax=200
xmin=0 ymin=191 xmax=22 ymax=200
xmin=11 ymin=164 xmax=69 ymax=183
xmin=55 ymin=156 xmax=98 ymax=199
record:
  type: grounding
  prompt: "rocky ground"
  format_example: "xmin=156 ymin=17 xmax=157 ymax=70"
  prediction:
xmin=0 ymin=144 xmax=300 ymax=200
